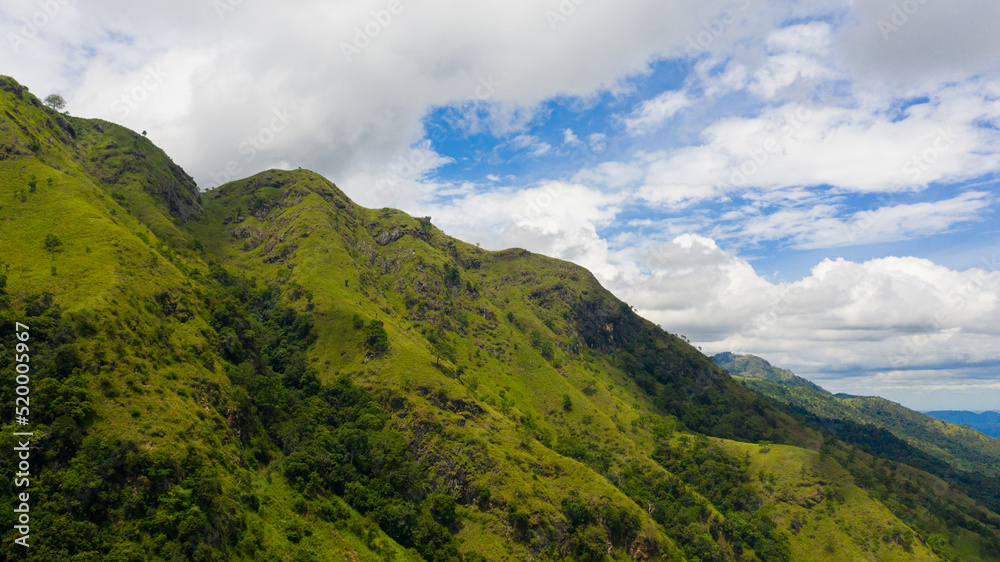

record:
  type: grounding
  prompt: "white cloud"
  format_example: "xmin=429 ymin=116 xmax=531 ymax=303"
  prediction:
xmin=562 ymin=128 xmax=581 ymax=145
xmin=339 ymin=139 xmax=454 ymax=208
xmin=749 ymin=53 xmax=832 ymax=99
xmin=510 ymin=134 xmax=551 ymax=157
xmin=588 ymin=133 xmax=607 ymax=152
xmin=749 ymin=23 xmax=835 ymax=99
xmin=0 ymin=0 xmax=759 ymax=192
xmin=635 ymin=82 xmax=1000 ymax=207
xmin=696 ymin=59 xmax=748 ymax=97
xmin=608 ymin=239 xmax=1000 ymax=403
xmin=571 ymin=161 xmax=644 ymax=191
xmin=624 ymin=89 xmax=691 ymax=134
xmin=733 ymin=191 xmax=993 ymax=249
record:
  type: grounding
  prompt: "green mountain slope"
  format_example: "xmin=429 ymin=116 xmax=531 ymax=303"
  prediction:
xmin=713 ymin=352 xmax=824 ymax=392
xmin=1 ymin=75 xmax=999 ymax=560
xmin=0 ymin=76 xmax=417 ymax=561
xmin=714 ymin=353 xmax=1000 ymax=528
xmin=712 ymin=353 xmax=1000 ymax=479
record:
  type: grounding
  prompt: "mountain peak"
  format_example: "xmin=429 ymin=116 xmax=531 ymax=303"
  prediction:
xmin=0 ymin=76 xmax=203 ymax=226
xmin=712 ymin=352 xmax=826 ymax=392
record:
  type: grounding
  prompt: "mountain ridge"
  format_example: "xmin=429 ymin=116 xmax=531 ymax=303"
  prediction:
xmin=712 ymin=352 xmax=825 ymax=392
xmin=1 ymin=74 xmax=999 ymax=560
xmin=926 ymin=411 xmax=1000 ymax=439
xmin=714 ymin=352 xmax=1000 ymax=520
xmin=713 ymin=352 xmax=1000 ymax=475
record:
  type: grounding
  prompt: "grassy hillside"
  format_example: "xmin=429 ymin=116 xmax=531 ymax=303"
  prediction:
xmin=714 ymin=353 xmax=1000 ymax=478
xmin=0 ymin=76 xmax=416 ymax=561
xmin=183 ymin=168 xmax=999 ymax=560
xmin=1 ymin=74 xmax=999 ymax=560
xmin=715 ymin=353 xmax=1000 ymax=535
xmin=713 ymin=352 xmax=824 ymax=392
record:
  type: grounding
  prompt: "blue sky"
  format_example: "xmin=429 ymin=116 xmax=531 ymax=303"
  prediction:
xmin=2 ymin=0 xmax=998 ymax=410
xmin=421 ymin=81 xmax=998 ymax=278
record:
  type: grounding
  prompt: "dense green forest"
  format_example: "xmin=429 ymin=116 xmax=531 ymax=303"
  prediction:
xmin=1 ymin=74 xmax=999 ymax=560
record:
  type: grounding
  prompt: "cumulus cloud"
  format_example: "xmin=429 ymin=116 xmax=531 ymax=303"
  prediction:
xmin=634 ymin=82 xmax=1000 ymax=207
xmin=612 ymin=238 xmax=1000 ymax=406
xmin=0 ymin=0 xmax=754 ymax=192
xmin=612 ymin=234 xmax=778 ymax=336
xmin=749 ymin=22 xmax=836 ymax=99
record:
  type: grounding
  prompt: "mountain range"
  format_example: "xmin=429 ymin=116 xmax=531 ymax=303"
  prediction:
xmin=925 ymin=411 xmax=1000 ymax=440
xmin=713 ymin=352 xmax=1000 ymax=525
xmin=2 ymin=74 xmax=999 ymax=561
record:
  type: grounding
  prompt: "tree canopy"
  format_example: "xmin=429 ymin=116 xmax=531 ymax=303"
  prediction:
xmin=44 ymin=93 xmax=66 ymax=111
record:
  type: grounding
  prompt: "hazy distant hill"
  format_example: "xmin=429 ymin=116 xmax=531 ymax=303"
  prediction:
xmin=715 ymin=352 xmax=1000 ymax=518
xmin=713 ymin=352 xmax=1000 ymax=476
xmin=927 ymin=411 xmax=1000 ymax=439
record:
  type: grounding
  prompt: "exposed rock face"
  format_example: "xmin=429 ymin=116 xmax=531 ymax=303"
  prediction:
xmin=376 ymin=226 xmax=404 ymax=246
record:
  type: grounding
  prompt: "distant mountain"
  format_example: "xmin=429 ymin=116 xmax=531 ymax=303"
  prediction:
xmin=713 ymin=351 xmax=824 ymax=391
xmin=927 ymin=411 xmax=1000 ymax=439
xmin=713 ymin=352 xmax=1000 ymax=476
xmin=714 ymin=352 xmax=1000 ymax=516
